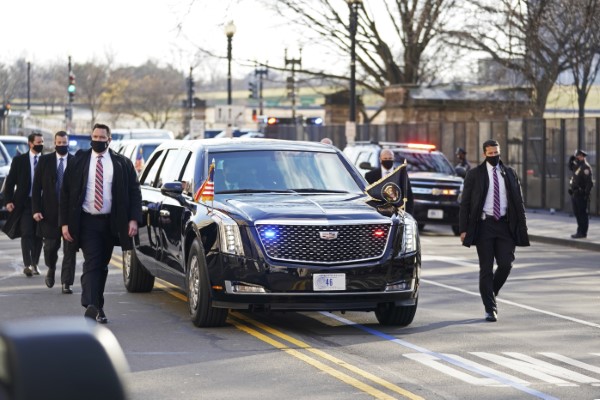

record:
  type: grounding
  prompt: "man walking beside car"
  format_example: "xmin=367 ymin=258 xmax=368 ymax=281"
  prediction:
xmin=60 ymin=123 xmax=142 ymax=324
xmin=458 ymin=139 xmax=529 ymax=322
xmin=2 ymin=132 xmax=44 ymax=277
xmin=32 ymin=131 xmax=76 ymax=293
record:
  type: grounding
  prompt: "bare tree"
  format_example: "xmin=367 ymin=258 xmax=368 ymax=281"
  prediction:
xmin=74 ymin=57 xmax=113 ymax=127
xmin=563 ymin=0 xmax=600 ymax=145
xmin=108 ymin=62 xmax=184 ymax=129
xmin=257 ymin=0 xmax=457 ymax=121
xmin=447 ymin=0 xmax=576 ymax=117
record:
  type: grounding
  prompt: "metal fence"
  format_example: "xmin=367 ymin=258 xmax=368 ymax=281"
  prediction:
xmin=264 ymin=117 xmax=600 ymax=215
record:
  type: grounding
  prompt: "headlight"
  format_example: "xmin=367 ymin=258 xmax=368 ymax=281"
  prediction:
xmin=211 ymin=211 xmax=245 ymax=256
xmin=401 ymin=215 xmax=419 ymax=254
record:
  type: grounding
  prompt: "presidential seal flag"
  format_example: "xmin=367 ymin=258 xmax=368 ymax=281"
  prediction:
xmin=194 ymin=160 xmax=215 ymax=202
xmin=364 ymin=160 xmax=414 ymax=214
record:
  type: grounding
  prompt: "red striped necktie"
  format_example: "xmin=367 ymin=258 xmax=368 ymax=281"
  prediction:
xmin=94 ymin=155 xmax=104 ymax=211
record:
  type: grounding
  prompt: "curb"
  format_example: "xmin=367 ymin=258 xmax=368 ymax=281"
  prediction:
xmin=529 ymin=234 xmax=600 ymax=252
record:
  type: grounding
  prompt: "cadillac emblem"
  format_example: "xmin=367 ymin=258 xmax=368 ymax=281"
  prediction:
xmin=319 ymin=231 xmax=339 ymax=240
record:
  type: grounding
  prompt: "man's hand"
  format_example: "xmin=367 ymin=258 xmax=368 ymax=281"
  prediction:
xmin=6 ymin=203 xmax=14 ymax=212
xmin=33 ymin=212 xmax=44 ymax=222
xmin=62 ymin=225 xmax=74 ymax=242
xmin=128 ymin=220 xmax=138 ymax=237
xmin=460 ymin=232 xmax=466 ymax=243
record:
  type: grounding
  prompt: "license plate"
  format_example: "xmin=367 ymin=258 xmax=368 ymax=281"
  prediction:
xmin=427 ymin=209 xmax=444 ymax=219
xmin=313 ymin=273 xmax=346 ymax=291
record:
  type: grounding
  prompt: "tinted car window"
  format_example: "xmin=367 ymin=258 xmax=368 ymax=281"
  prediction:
xmin=394 ymin=150 xmax=455 ymax=174
xmin=207 ymin=150 xmax=362 ymax=193
xmin=140 ymin=150 xmax=165 ymax=187
xmin=2 ymin=142 xmax=29 ymax=158
xmin=68 ymin=135 xmax=92 ymax=154
xmin=157 ymin=149 xmax=187 ymax=187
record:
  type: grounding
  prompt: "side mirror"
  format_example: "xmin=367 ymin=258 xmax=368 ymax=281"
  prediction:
xmin=455 ymin=166 xmax=467 ymax=178
xmin=161 ymin=181 xmax=184 ymax=197
xmin=359 ymin=161 xmax=372 ymax=170
xmin=0 ymin=317 xmax=129 ymax=400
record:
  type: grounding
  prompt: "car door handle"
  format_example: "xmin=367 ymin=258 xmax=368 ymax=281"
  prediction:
xmin=142 ymin=205 xmax=148 ymax=213
xmin=159 ymin=210 xmax=170 ymax=217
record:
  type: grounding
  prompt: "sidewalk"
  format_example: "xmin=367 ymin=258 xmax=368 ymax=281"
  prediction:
xmin=526 ymin=209 xmax=600 ymax=252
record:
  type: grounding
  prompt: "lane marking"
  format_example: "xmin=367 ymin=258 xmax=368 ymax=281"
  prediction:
xmin=229 ymin=316 xmax=400 ymax=400
xmin=232 ymin=312 xmax=424 ymax=400
xmin=422 ymin=256 xmax=600 ymax=329
xmin=320 ymin=312 xmax=559 ymax=400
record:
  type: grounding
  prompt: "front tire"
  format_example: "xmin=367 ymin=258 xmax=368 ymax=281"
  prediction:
xmin=187 ymin=239 xmax=228 ymax=327
xmin=122 ymin=249 xmax=154 ymax=292
xmin=375 ymin=298 xmax=418 ymax=326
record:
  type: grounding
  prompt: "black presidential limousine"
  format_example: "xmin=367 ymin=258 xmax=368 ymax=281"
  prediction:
xmin=124 ymin=138 xmax=421 ymax=327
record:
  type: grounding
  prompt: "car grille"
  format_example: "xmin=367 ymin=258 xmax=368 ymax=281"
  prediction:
xmin=255 ymin=222 xmax=391 ymax=264
xmin=411 ymin=180 xmax=461 ymax=202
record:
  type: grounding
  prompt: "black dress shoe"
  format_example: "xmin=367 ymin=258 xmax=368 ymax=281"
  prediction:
xmin=96 ymin=309 xmax=108 ymax=324
xmin=62 ymin=284 xmax=73 ymax=294
xmin=485 ymin=312 xmax=497 ymax=322
xmin=84 ymin=305 xmax=99 ymax=321
xmin=45 ymin=269 xmax=55 ymax=288
xmin=571 ymin=233 xmax=587 ymax=239
xmin=23 ymin=266 xmax=33 ymax=277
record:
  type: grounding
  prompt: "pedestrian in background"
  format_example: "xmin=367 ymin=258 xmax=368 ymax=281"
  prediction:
xmin=32 ymin=131 xmax=76 ymax=293
xmin=1 ymin=132 xmax=44 ymax=277
xmin=365 ymin=149 xmax=414 ymax=214
xmin=568 ymin=149 xmax=594 ymax=239
xmin=459 ymin=139 xmax=530 ymax=322
xmin=60 ymin=123 xmax=142 ymax=324
xmin=455 ymin=147 xmax=471 ymax=172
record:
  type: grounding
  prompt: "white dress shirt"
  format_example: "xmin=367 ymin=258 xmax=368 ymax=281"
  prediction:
xmin=83 ymin=150 xmax=114 ymax=214
xmin=483 ymin=162 xmax=507 ymax=217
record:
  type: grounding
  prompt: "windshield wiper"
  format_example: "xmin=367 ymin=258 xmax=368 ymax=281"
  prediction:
xmin=216 ymin=189 xmax=294 ymax=194
xmin=287 ymin=188 xmax=350 ymax=194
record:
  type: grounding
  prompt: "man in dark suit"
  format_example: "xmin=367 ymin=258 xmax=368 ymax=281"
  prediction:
xmin=60 ymin=123 xmax=142 ymax=324
xmin=365 ymin=149 xmax=414 ymax=214
xmin=458 ymin=139 xmax=530 ymax=322
xmin=2 ymin=132 xmax=44 ymax=277
xmin=32 ymin=131 xmax=76 ymax=293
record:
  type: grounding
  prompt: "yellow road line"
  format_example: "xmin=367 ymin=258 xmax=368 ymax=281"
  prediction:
xmin=229 ymin=317 xmax=397 ymax=400
xmin=232 ymin=312 xmax=424 ymax=400
xmin=109 ymin=254 xmax=423 ymax=399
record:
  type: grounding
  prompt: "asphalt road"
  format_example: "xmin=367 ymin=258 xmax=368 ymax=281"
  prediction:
xmin=1 ymin=226 xmax=599 ymax=400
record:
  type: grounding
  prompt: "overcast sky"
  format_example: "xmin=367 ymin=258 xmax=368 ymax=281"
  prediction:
xmin=1 ymin=0 xmax=318 ymax=77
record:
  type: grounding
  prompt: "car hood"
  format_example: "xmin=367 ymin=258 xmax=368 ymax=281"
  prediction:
xmin=408 ymin=171 xmax=463 ymax=184
xmin=217 ymin=193 xmax=392 ymax=224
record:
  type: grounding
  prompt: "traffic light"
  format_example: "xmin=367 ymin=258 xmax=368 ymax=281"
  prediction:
xmin=187 ymin=76 xmax=195 ymax=107
xmin=248 ymin=81 xmax=257 ymax=99
xmin=68 ymin=73 xmax=76 ymax=103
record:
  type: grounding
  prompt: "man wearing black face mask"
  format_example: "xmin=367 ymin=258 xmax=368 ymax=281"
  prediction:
xmin=60 ymin=123 xmax=142 ymax=324
xmin=568 ymin=149 xmax=594 ymax=239
xmin=365 ymin=149 xmax=414 ymax=214
xmin=32 ymin=131 xmax=77 ymax=293
xmin=2 ymin=132 xmax=44 ymax=277
xmin=458 ymin=139 xmax=529 ymax=322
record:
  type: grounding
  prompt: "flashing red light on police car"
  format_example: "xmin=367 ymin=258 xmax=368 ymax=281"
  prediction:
xmin=407 ymin=143 xmax=436 ymax=151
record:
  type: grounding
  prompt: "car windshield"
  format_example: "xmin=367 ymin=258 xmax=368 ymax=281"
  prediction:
xmin=394 ymin=150 xmax=456 ymax=174
xmin=207 ymin=150 xmax=362 ymax=194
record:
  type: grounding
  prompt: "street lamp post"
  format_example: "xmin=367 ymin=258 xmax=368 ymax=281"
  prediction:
xmin=224 ymin=21 xmax=236 ymax=106
xmin=348 ymin=0 xmax=362 ymax=123
xmin=26 ymin=60 xmax=31 ymax=111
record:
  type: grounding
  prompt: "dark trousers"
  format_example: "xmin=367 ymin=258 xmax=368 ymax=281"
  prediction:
xmin=571 ymin=194 xmax=589 ymax=236
xmin=79 ymin=213 xmax=113 ymax=310
xmin=43 ymin=236 xmax=77 ymax=285
xmin=475 ymin=218 xmax=515 ymax=313
xmin=19 ymin=201 xmax=42 ymax=267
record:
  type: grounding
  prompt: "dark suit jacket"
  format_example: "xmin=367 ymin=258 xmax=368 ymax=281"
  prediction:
xmin=59 ymin=149 xmax=142 ymax=251
xmin=364 ymin=167 xmax=415 ymax=215
xmin=458 ymin=161 xmax=530 ymax=248
xmin=2 ymin=152 xmax=36 ymax=238
xmin=32 ymin=152 xmax=73 ymax=239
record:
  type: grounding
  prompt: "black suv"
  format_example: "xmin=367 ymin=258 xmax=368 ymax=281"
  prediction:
xmin=124 ymin=138 xmax=421 ymax=328
xmin=344 ymin=141 xmax=464 ymax=235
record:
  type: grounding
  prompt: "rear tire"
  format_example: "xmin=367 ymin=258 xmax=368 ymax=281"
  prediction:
xmin=375 ymin=298 xmax=418 ymax=326
xmin=122 ymin=249 xmax=155 ymax=293
xmin=187 ymin=239 xmax=228 ymax=327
